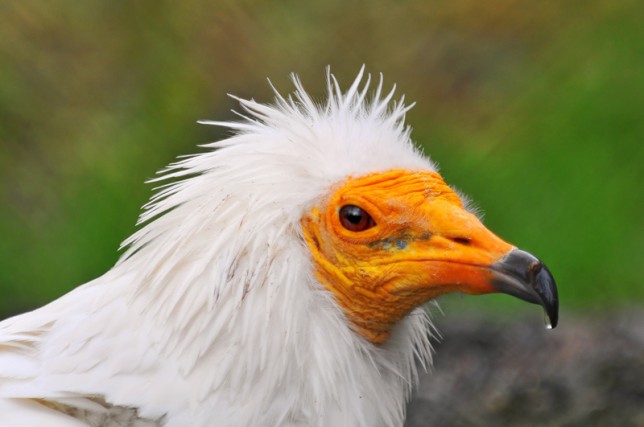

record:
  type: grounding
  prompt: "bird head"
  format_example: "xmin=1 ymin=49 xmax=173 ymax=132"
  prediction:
xmin=127 ymin=67 xmax=558 ymax=349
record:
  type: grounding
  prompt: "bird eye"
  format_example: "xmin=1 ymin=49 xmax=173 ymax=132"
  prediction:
xmin=339 ymin=205 xmax=376 ymax=232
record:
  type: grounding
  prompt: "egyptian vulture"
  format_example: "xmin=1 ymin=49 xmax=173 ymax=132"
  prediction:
xmin=0 ymin=69 xmax=558 ymax=426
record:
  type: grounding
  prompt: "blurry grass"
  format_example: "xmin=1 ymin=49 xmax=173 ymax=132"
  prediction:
xmin=0 ymin=0 xmax=642 ymax=317
xmin=418 ymin=0 xmax=643 ymax=311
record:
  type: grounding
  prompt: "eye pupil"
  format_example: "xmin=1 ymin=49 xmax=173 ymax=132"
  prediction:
xmin=339 ymin=205 xmax=376 ymax=232
xmin=345 ymin=207 xmax=363 ymax=224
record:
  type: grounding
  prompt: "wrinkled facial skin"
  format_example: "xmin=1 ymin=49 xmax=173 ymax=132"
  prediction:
xmin=302 ymin=170 xmax=517 ymax=344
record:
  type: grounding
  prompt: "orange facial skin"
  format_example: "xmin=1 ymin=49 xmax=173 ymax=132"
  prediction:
xmin=302 ymin=169 xmax=514 ymax=344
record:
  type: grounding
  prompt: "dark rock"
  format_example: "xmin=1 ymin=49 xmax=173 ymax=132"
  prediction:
xmin=405 ymin=310 xmax=644 ymax=427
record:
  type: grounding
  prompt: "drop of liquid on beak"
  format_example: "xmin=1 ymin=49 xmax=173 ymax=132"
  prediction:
xmin=543 ymin=312 xmax=553 ymax=330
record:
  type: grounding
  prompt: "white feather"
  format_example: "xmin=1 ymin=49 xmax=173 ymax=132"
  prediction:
xmin=0 ymin=68 xmax=437 ymax=426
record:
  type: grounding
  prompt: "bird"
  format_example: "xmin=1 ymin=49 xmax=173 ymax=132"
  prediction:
xmin=0 ymin=68 xmax=558 ymax=427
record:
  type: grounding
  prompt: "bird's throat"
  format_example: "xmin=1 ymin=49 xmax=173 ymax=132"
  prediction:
xmin=302 ymin=227 xmax=412 ymax=344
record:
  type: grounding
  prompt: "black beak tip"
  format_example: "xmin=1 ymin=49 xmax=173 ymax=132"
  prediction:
xmin=492 ymin=249 xmax=559 ymax=329
xmin=535 ymin=263 xmax=559 ymax=328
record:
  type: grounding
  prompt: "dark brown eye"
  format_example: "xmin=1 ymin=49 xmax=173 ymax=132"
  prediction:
xmin=339 ymin=205 xmax=376 ymax=232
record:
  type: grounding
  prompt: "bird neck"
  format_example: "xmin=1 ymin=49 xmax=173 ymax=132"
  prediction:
xmin=118 ymin=242 xmax=433 ymax=426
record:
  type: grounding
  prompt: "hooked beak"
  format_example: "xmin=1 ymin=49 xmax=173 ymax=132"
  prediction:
xmin=491 ymin=249 xmax=559 ymax=328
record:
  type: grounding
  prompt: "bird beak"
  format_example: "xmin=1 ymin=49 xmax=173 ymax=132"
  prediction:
xmin=379 ymin=198 xmax=560 ymax=331
xmin=490 ymin=249 xmax=559 ymax=328
xmin=408 ymin=199 xmax=560 ymax=329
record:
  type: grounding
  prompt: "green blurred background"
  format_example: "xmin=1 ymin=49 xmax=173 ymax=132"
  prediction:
xmin=0 ymin=0 xmax=642 ymax=320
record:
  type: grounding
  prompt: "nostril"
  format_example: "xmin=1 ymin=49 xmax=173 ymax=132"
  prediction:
xmin=452 ymin=237 xmax=472 ymax=246
xmin=528 ymin=261 xmax=543 ymax=276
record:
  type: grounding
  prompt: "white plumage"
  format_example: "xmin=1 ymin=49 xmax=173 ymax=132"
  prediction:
xmin=0 ymin=68 xmax=558 ymax=426
xmin=0 ymin=69 xmax=434 ymax=426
